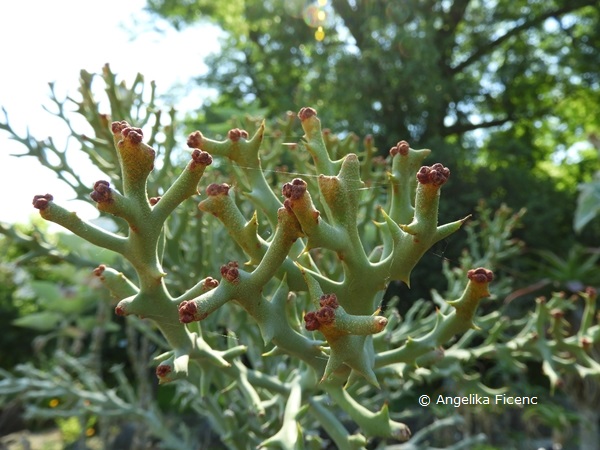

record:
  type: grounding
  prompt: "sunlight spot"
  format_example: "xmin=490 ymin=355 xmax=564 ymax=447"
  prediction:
xmin=315 ymin=26 xmax=325 ymax=42
xmin=303 ymin=3 xmax=325 ymax=28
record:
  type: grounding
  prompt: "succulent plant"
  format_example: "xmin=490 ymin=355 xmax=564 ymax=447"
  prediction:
xmin=28 ymin=99 xmax=500 ymax=448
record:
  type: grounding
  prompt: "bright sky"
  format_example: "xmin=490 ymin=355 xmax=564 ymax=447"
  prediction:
xmin=0 ymin=0 xmax=220 ymax=225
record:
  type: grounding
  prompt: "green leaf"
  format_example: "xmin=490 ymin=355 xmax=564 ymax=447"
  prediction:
xmin=12 ymin=312 xmax=63 ymax=331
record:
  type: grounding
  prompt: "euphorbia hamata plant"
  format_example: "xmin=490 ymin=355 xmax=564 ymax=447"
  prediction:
xmin=29 ymin=94 xmax=499 ymax=448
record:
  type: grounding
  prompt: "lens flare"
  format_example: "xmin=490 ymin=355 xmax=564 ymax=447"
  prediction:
xmin=315 ymin=26 xmax=325 ymax=41
xmin=303 ymin=3 xmax=325 ymax=28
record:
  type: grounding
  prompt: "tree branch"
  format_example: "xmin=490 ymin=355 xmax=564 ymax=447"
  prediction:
xmin=442 ymin=116 xmax=513 ymax=136
xmin=451 ymin=0 xmax=596 ymax=74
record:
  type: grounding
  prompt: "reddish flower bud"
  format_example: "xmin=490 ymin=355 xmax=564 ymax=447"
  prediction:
xmin=203 ymin=277 xmax=219 ymax=291
xmin=389 ymin=140 xmax=410 ymax=157
xmin=467 ymin=268 xmax=494 ymax=283
xmin=93 ymin=264 xmax=106 ymax=277
xmin=304 ymin=311 xmax=320 ymax=331
xmin=191 ymin=149 xmax=213 ymax=168
xmin=32 ymin=194 xmax=53 ymax=210
xmin=90 ymin=180 xmax=112 ymax=203
xmin=282 ymin=178 xmax=307 ymax=200
xmin=417 ymin=163 xmax=450 ymax=186
xmin=121 ymin=126 xmax=144 ymax=144
xmin=187 ymin=130 xmax=204 ymax=148
xmin=178 ymin=300 xmax=198 ymax=323
xmin=298 ymin=107 xmax=317 ymax=121
xmin=115 ymin=304 xmax=127 ymax=316
xmin=319 ymin=293 xmax=339 ymax=309
xmin=580 ymin=336 xmax=592 ymax=350
xmin=316 ymin=306 xmax=336 ymax=325
xmin=156 ymin=364 xmax=172 ymax=379
xmin=111 ymin=120 xmax=129 ymax=135
xmin=149 ymin=196 xmax=161 ymax=206
xmin=227 ymin=128 xmax=249 ymax=141
xmin=206 ymin=183 xmax=230 ymax=196
xmin=220 ymin=261 xmax=240 ymax=283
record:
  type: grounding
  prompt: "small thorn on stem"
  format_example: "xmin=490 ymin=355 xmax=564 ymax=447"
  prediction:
xmin=156 ymin=364 xmax=172 ymax=379
xmin=115 ymin=304 xmax=127 ymax=316
xmin=93 ymin=264 xmax=106 ymax=277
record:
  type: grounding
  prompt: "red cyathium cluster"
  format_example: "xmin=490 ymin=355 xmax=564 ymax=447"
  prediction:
xmin=93 ymin=264 xmax=106 ymax=277
xmin=416 ymin=163 xmax=450 ymax=186
xmin=156 ymin=364 xmax=172 ymax=379
xmin=121 ymin=126 xmax=143 ymax=144
xmin=111 ymin=120 xmax=129 ymax=134
xmin=187 ymin=130 xmax=203 ymax=149
xmin=178 ymin=300 xmax=199 ymax=323
xmin=228 ymin=128 xmax=249 ymax=141
xmin=581 ymin=336 xmax=593 ymax=350
xmin=467 ymin=267 xmax=494 ymax=283
xmin=319 ymin=293 xmax=339 ymax=309
xmin=191 ymin=149 xmax=213 ymax=168
xmin=282 ymin=178 xmax=307 ymax=201
xmin=203 ymin=277 xmax=219 ymax=291
xmin=389 ymin=140 xmax=410 ymax=157
xmin=149 ymin=196 xmax=161 ymax=206
xmin=111 ymin=120 xmax=143 ymax=144
xmin=220 ymin=261 xmax=240 ymax=284
xmin=90 ymin=180 xmax=112 ymax=203
xmin=115 ymin=304 xmax=127 ymax=317
xmin=206 ymin=183 xmax=230 ymax=196
xmin=298 ymin=107 xmax=317 ymax=121
xmin=304 ymin=294 xmax=340 ymax=331
xmin=32 ymin=194 xmax=53 ymax=210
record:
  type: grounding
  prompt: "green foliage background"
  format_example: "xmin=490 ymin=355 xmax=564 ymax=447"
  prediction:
xmin=146 ymin=0 xmax=600 ymax=254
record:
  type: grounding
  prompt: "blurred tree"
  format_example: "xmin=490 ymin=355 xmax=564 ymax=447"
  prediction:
xmin=144 ymin=0 xmax=600 ymax=254
xmin=146 ymin=0 xmax=599 ymax=152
